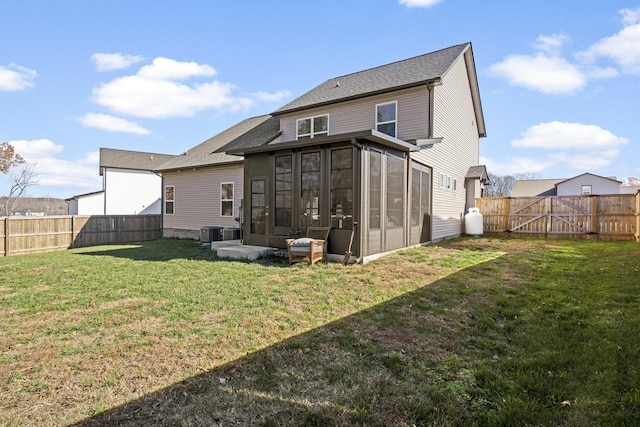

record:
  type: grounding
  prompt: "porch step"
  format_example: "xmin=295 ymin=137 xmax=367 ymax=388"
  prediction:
xmin=215 ymin=244 xmax=274 ymax=261
xmin=210 ymin=239 xmax=242 ymax=250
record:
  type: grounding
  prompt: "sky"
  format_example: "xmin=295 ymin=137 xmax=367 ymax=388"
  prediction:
xmin=1 ymin=0 xmax=639 ymax=199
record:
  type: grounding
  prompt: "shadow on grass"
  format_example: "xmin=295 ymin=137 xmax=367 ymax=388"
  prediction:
xmin=74 ymin=239 xmax=290 ymax=266
xmin=68 ymin=251 xmax=527 ymax=427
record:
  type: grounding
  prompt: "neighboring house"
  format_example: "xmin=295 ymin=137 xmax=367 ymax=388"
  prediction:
xmin=512 ymin=173 xmax=625 ymax=197
xmin=155 ymin=115 xmax=279 ymax=239
xmin=65 ymin=148 xmax=175 ymax=215
xmin=65 ymin=190 xmax=105 ymax=215
xmin=100 ymin=148 xmax=176 ymax=215
xmin=511 ymin=179 xmax=563 ymax=197
xmin=220 ymin=42 xmax=487 ymax=260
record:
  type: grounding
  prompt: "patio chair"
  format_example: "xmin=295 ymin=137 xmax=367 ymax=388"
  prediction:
xmin=286 ymin=226 xmax=332 ymax=265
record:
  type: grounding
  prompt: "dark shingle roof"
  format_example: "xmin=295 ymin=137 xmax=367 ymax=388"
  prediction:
xmin=155 ymin=115 xmax=278 ymax=171
xmin=99 ymin=148 xmax=176 ymax=173
xmin=466 ymin=165 xmax=489 ymax=183
xmin=274 ymin=43 xmax=469 ymax=115
xmin=214 ymin=116 xmax=281 ymax=154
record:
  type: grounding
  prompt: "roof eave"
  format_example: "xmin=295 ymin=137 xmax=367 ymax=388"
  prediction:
xmin=228 ymin=129 xmax=420 ymax=156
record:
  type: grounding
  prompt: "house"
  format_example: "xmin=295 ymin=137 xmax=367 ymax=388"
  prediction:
xmin=65 ymin=148 xmax=175 ymax=215
xmin=65 ymin=190 xmax=105 ymax=215
xmin=512 ymin=173 xmax=625 ymax=197
xmin=219 ymin=42 xmax=487 ymax=261
xmin=155 ymin=115 xmax=279 ymax=239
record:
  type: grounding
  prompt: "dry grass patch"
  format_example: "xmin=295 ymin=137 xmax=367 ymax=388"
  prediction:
xmin=2 ymin=237 xmax=638 ymax=426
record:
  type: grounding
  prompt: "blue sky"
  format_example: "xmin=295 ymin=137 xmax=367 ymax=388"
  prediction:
xmin=1 ymin=0 xmax=639 ymax=198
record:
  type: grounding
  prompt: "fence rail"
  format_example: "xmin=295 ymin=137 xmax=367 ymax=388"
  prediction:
xmin=0 ymin=215 xmax=161 ymax=256
xmin=475 ymin=193 xmax=640 ymax=242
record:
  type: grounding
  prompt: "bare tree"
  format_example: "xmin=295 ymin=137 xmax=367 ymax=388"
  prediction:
xmin=622 ymin=176 xmax=640 ymax=186
xmin=3 ymin=163 xmax=39 ymax=216
xmin=485 ymin=173 xmax=516 ymax=197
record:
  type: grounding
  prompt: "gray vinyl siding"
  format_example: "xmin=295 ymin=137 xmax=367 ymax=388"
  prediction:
xmin=274 ymin=86 xmax=429 ymax=143
xmin=556 ymin=175 xmax=620 ymax=196
xmin=162 ymin=164 xmax=243 ymax=236
xmin=411 ymin=54 xmax=480 ymax=240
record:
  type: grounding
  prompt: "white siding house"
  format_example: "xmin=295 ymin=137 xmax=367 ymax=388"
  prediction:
xmin=65 ymin=191 xmax=105 ymax=215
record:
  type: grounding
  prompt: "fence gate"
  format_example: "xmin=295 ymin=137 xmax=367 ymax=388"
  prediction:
xmin=507 ymin=197 xmax=592 ymax=236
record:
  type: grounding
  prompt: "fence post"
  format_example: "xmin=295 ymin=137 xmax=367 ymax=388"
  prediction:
xmin=590 ymin=196 xmax=598 ymax=234
xmin=545 ymin=197 xmax=552 ymax=236
xmin=636 ymin=191 xmax=640 ymax=243
xmin=503 ymin=198 xmax=510 ymax=232
xmin=3 ymin=217 xmax=8 ymax=257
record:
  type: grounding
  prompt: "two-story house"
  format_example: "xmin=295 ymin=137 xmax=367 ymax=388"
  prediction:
xmin=220 ymin=42 xmax=487 ymax=261
xmin=67 ymin=148 xmax=175 ymax=215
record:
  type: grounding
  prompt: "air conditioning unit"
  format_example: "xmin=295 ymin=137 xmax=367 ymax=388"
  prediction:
xmin=223 ymin=228 xmax=241 ymax=240
xmin=200 ymin=226 xmax=223 ymax=242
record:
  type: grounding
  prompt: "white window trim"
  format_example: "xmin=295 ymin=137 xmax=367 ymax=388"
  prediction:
xmin=220 ymin=182 xmax=234 ymax=217
xmin=296 ymin=114 xmax=329 ymax=139
xmin=375 ymin=101 xmax=398 ymax=138
xmin=581 ymin=185 xmax=592 ymax=196
xmin=164 ymin=185 xmax=175 ymax=215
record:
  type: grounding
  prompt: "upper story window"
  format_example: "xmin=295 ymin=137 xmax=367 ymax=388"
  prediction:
xmin=582 ymin=185 xmax=592 ymax=195
xmin=376 ymin=101 xmax=397 ymax=138
xmin=297 ymin=114 xmax=329 ymax=139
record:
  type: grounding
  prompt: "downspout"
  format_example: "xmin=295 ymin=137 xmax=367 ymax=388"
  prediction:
xmin=427 ymin=80 xmax=441 ymax=139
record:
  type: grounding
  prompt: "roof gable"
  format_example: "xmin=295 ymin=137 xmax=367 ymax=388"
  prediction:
xmin=274 ymin=43 xmax=469 ymax=115
xmin=555 ymin=172 xmax=621 ymax=186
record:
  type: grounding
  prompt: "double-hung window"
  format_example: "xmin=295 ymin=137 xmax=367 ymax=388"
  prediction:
xmin=220 ymin=182 xmax=234 ymax=216
xmin=376 ymin=101 xmax=397 ymax=138
xmin=297 ymin=114 xmax=329 ymax=139
xmin=581 ymin=185 xmax=592 ymax=195
xmin=164 ymin=185 xmax=175 ymax=215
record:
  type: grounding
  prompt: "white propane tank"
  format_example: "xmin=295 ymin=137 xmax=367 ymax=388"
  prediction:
xmin=464 ymin=207 xmax=484 ymax=236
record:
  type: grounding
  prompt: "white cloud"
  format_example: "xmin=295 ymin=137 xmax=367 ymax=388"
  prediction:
xmin=77 ymin=113 xmax=151 ymax=135
xmin=489 ymin=53 xmax=586 ymax=95
xmin=621 ymin=7 xmax=640 ymax=26
xmin=9 ymin=139 xmax=64 ymax=161
xmin=91 ymin=53 xmax=145 ymax=71
xmin=550 ymin=149 xmax=620 ymax=171
xmin=534 ymin=33 xmax=569 ymax=53
xmin=577 ymin=22 xmax=640 ymax=74
xmin=5 ymin=140 xmax=101 ymax=192
xmin=399 ymin=0 xmax=442 ymax=7
xmin=250 ymin=90 xmax=293 ymax=102
xmin=480 ymin=155 xmax=553 ymax=176
xmin=0 ymin=63 xmax=37 ymax=91
xmin=137 ymin=57 xmax=216 ymax=80
xmin=91 ymin=57 xmax=289 ymax=119
xmin=512 ymin=121 xmax=628 ymax=150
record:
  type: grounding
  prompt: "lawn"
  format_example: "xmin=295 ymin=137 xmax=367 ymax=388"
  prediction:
xmin=0 ymin=237 xmax=638 ymax=426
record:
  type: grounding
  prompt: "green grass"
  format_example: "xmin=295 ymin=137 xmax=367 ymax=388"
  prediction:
xmin=0 ymin=237 xmax=639 ymax=426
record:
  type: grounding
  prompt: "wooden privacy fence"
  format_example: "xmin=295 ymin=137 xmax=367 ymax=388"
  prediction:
xmin=476 ymin=193 xmax=640 ymax=242
xmin=0 ymin=215 xmax=162 ymax=256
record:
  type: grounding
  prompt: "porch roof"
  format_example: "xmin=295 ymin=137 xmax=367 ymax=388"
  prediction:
xmin=225 ymin=129 xmax=420 ymax=156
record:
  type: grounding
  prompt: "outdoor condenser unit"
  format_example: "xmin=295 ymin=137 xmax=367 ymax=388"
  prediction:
xmin=223 ymin=228 xmax=241 ymax=240
xmin=200 ymin=226 xmax=223 ymax=242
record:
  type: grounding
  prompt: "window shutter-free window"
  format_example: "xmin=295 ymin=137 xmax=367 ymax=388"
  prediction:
xmin=220 ymin=182 xmax=234 ymax=216
xmin=376 ymin=101 xmax=397 ymax=138
xmin=164 ymin=186 xmax=175 ymax=215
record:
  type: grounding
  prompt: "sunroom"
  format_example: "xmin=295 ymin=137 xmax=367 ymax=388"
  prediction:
xmin=226 ymin=129 xmax=433 ymax=262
